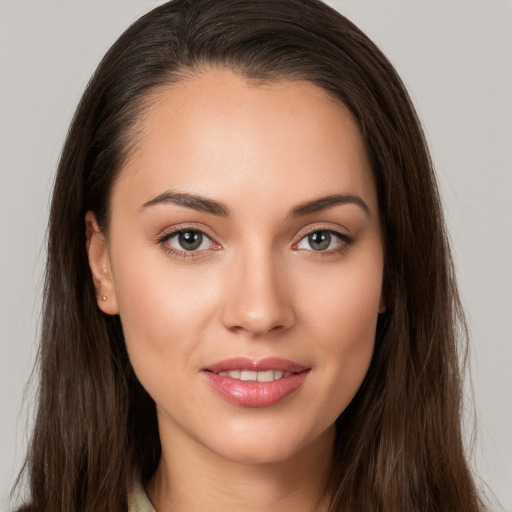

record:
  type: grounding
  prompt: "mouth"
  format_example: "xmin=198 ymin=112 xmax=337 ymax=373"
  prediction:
xmin=202 ymin=357 xmax=310 ymax=408
xmin=214 ymin=369 xmax=293 ymax=382
xmin=203 ymin=356 xmax=308 ymax=374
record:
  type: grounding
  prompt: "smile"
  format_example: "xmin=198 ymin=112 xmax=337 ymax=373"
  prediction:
xmin=203 ymin=357 xmax=310 ymax=408
xmin=215 ymin=370 xmax=293 ymax=382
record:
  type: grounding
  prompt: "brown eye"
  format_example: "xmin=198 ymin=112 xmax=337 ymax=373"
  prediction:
xmin=178 ymin=230 xmax=203 ymax=251
xmin=163 ymin=229 xmax=215 ymax=253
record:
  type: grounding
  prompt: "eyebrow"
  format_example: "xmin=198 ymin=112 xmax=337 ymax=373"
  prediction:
xmin=139 ymin=191 xmax=230 ymax=216
xmin=290 ymin=193 xmax=370 ymax=217
xmin=139 ymin=190 xmax=369 ymax=218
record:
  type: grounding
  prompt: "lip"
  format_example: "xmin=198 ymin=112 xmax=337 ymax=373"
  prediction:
xmin=204 ymin=357 xmax=309 ymax=374
xmin=202 ymin=357 xmax=310 ymax=408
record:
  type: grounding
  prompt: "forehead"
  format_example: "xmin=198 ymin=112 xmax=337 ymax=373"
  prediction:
xmin=113 ymin=69 xmax=377 ymax=215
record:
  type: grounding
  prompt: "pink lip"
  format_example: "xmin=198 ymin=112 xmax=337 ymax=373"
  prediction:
xmin=202 ymin=357 xmax=310 ymax=408
xmin=204 ymin=357 xmax=308 ymax=373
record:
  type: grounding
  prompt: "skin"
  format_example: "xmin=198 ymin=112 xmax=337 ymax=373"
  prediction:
xmin=87 ymin=69 xmax=385 ymax=512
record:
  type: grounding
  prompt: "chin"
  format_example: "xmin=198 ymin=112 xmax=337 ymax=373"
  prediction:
xmin=204 ymin=421 xmax=335 ymax=466
xmin=218 ymin=443 xmax=299 ymax=465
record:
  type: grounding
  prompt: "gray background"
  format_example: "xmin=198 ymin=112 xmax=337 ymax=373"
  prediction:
xmin=1 ymin=1 xmax=510 ymax=510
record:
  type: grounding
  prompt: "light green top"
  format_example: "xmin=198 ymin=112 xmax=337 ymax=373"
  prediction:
xmin=128 ymin=482 xmax=157 ymax=512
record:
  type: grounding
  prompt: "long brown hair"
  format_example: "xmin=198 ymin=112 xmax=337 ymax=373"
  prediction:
xmin=14 ymin=1 xmax=484 ymax=510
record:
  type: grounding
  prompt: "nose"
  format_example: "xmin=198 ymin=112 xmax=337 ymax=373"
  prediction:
xmin=220 ymin=247 xmax=295 ymax=337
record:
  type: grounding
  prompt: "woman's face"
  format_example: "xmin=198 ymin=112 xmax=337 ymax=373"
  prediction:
xmin=90 ymin=70 xmax=384 ymax=464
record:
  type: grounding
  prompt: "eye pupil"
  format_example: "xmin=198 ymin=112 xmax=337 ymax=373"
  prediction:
xmin=308 ymin=231 xmax=331 ymax=251
xmin=179 ymin=231 xmax=202 ymax=250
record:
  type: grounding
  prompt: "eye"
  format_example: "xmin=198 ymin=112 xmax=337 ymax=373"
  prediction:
xmin=162 ymin=229 xmax=216 ymax=253
xmin=295 ymin=230 xmax=348 ymax=252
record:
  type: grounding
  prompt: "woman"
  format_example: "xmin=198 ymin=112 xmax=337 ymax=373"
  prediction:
xmin=13 ymin=0 xmax=485 ymax=510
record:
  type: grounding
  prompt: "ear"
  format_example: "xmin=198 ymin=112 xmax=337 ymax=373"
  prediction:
xmin=85 ymin=211 xmax=119 ymax=315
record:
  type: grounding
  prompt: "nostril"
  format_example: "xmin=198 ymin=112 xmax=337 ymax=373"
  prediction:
xmin=219 ymin=262 xmax=296 ymax=335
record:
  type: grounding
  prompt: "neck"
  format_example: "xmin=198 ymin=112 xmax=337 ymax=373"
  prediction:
xmin=146 ymin=423 xmax=334 ymax=512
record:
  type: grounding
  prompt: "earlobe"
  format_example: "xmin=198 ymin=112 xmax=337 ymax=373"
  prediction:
xmin=85 ymin=211 xmax=119 ymax=315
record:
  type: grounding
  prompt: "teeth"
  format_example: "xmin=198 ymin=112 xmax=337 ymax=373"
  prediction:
xmin=257 ymin=370 xmax=274 ymax=382
xmin=218 ymin=370 xmax=241 ymax=379
xmin=217 ymin=370 xmax=292 ymax=381
xmin=240 ymin=370 xmax=257 ymax=381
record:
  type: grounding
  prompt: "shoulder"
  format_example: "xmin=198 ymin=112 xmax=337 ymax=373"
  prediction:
xmin=128 ymin=482 xmax=157 ymax=512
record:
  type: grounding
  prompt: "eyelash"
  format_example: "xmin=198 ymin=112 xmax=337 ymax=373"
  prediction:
xmin=293 ymin=227 xmax=353 ymax=256
xmin=156 ymin=225 xmax=353 ymax=259
xmin=156 ymin=226 xmax=220 ymax=260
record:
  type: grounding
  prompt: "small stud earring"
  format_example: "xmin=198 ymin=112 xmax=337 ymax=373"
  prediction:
xmin=101 ymin=295 xmax=107 ymax=301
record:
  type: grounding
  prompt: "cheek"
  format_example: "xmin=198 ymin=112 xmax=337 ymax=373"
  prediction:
xmin=297 ymin=256 xmax=382 ymax=402
xmin=113 ymin=264 xmax=219 ymax=420
xmin=300 ymin=253 xmax=382 ymax=343
xmin=110 ymin=246 xmax=220 ymax=379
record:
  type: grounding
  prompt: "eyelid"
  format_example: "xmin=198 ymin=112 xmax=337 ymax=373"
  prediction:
xmin=292 ymin=223 xmax=351 ymax=243
xmin=291 ymin=224 xmax=353 ymax=253
xmin=156 ymin=222 xmax=219 ymax=241
xmin=155 ymin=222 xmax=352 ymax=258
xmin=155 ymin=223 xmax=221 ymax=258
